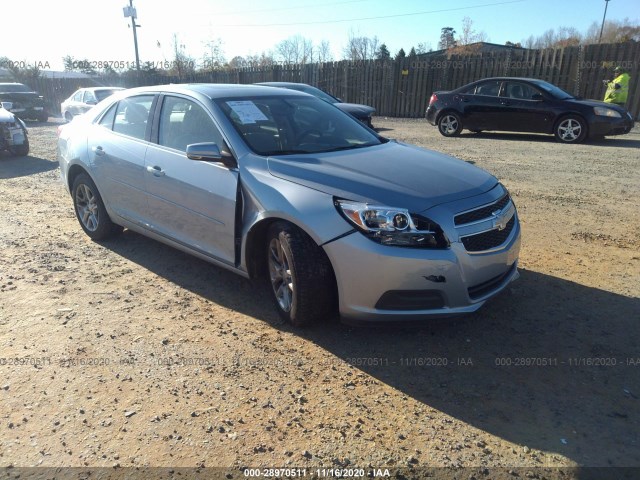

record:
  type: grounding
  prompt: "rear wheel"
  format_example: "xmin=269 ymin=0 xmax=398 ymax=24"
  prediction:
xmin=71 ymin=173 xmax=122 ymax=240
xmin=438 ymin=112 xmax=463 ymax=137
xmin=64 ymin=111 xmax=74 ymax=122
xmin=266 ymin=221 xmax=335 ymax=326
xmin=554 ymin=115 xmax=587 ymax=143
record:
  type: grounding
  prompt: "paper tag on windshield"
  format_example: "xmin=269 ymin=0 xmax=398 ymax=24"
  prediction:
xmin=226 ymin=100 xmax=268 ymax=124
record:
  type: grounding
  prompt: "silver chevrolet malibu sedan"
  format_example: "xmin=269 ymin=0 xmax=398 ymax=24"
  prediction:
xmin=57 ymin=84 xmax=520 ymax=326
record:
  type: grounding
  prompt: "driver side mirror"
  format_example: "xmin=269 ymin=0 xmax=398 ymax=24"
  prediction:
xmin=186 ymin=142 xmax=237 ymax=168
xmin=531 ymin=93 xmax=544 ymax=101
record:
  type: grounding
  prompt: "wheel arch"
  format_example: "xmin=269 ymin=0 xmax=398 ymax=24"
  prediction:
xmin=243 ymin=216 xmax=338 ymax=296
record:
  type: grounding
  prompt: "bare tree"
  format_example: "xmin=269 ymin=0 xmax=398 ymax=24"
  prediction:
xmin=171 ymin=33 xmax=196 ymax=80
xmin=343 ymin=32 xmax=380 ymax=61
xmin=415 ymin=42 xmax=432 ymax=54
xmin=202 ymin=38 xmax=226 ymax=71
xmin=245 ymin=52 xmax=276 ymax=68
xmin=583 ymin=18 xmax=640 ymax=44
xmin=276 ymin=35 xmax=313 ymax=65
xmin=457 ymin=17 xmax=488 ymax=46
xmin=317 ymin=40 xmax=333 ymax=63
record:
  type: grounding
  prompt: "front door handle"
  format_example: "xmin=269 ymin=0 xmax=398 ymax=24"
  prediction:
xmin=146 ymin=165 xmax=165 ymax=177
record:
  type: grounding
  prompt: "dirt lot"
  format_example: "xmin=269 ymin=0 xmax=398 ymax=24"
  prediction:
xmin=1 ymin=118 xmax=639 ymax=478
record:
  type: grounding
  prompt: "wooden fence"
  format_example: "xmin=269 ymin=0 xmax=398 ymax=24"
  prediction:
xmin=33 ymin=42 xmax=640 ymax=120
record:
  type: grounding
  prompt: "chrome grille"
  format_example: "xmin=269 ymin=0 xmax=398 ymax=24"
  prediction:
xmin=454 ymin=194 xmax=510 ymax=226
xmin=461 ymin=217 xmax=515 ymax=252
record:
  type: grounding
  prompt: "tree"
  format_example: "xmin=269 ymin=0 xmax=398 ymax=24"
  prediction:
xmin=408 ymin=47 xmax=417 ymax=58
xmin=394 ymin=48 xmax=406 ymax=61
xmin=438 ymin=27 xmax=456 ymax=50
xmin=317 ymin=40 xmax=333 ymax=63
xmin=415 ymin=42 xmax=432 ymax=54
xmin=376 ymin=43 xmax=391 ymax=61
xmin=202 ymin=38 xmax=226 ymax=71
xmin=343 ymin=32 xmax=380 ymax=61
xmin=169 ymin=33 xmax=196 ymax=80
xmin=276 ymin=35 xmax=313 ymax=65
xmin=62 ymin=55 xmax=97 ymax=75
xmin=0 ymin=57 xmax=41 ymax=83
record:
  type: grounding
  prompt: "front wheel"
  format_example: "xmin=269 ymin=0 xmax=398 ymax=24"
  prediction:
xmin=266 ymin=222 xmax=336 ymax=326
xmin=71 ymin=173 xmax=122 ymax=240
xmin=438 ymin=112 xmax=463 ymax=137
xmin=554 ymin=115 xmax=587 ymax=143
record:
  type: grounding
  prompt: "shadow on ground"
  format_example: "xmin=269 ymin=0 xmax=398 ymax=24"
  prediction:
xmin=0 ymin=154 xmax=59 ymax=179
xmin=102 ymin=230 xmax=640 ymax=468
xmin=458 ymin=131 xmax=640 ymax=148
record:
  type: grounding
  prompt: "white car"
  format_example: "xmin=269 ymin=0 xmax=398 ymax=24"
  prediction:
xmin=61 ymin=87 xmax=124 ymax=122
xmin=0 ymin=102 xmax=29 ymax=156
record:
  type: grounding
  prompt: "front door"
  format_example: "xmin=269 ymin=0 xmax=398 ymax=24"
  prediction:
xmin=144 ymin=95 xmax=239 ymax=266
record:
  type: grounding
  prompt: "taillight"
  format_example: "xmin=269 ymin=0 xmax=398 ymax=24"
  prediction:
xmin=429 ymin=94 xmax=438 ymax=105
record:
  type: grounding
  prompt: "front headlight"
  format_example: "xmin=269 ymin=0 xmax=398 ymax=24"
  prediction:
xmin=594 ymin=106 xmax=621 ymax=118
xmin=335 ymin=199 xmax=449 ymax=248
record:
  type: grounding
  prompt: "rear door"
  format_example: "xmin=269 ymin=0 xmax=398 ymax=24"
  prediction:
xmin=143 ymin=94 xmax=239 ymax=266
xmin=88 ymin=94 xmax=155 ymax=226
xmin=459 ymin=80 xmax=505 ymax=130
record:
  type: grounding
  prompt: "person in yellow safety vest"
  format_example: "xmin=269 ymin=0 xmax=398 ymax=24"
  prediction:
xmin=603 ymin=66 xmax=630 ymax=107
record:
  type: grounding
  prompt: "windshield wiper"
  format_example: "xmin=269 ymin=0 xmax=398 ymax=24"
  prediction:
xmin=322 ymin=143 xmax=378 ymax=153
xmin=260 ymin=149 xmax=310 ymax=155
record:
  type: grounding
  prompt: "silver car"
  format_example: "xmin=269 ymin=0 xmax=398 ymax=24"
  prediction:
xmin=61 ymin=87 xmax=125 ymax=122
xmin=57 ymin=84 xmax=520 ymax=326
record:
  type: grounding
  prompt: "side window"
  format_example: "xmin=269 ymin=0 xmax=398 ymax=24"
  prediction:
xmin=73 ymin=91 xmax=84 ymax=102
xmin=83 ymin=90 xmax=96 ymax=103
xmin=98 ymin=103 xmax=117 ymax=129
xmin=158 ymin=96 xmax=224 ymax=152
xmin=474 ymin=81 xmax=502 ymax=97
xmin=112 ymin=95 xmax=153 ymax=140
xmin=504 ymin=82 xmax=538 ymax=100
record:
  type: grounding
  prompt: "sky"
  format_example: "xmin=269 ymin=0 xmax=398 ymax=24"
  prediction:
xmin=2 ymin=0 xmax=638 ymax=71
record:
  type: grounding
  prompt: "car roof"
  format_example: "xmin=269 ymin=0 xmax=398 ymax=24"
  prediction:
xmin=118 ymin=83 xmax=308 ymax=99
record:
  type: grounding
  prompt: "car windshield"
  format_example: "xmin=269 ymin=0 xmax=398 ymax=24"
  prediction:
xmin=95 ymin=89 xmax=121 ymax=101
xmin=0 ymin=83 xmax=32 ymax=93
xmin=530 ymin=80 xmax=574 ymax=100
xmin=215 ymin=95 xmax=383 ymax=156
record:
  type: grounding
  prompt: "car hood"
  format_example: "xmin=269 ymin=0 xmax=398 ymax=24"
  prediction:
xmin=566 ymin=97 xmax=627 ymax=111
xmin=267 ymin=141 xmax=497 ymax=213
xmin=335 ymin=103 xmax=376 ymax=115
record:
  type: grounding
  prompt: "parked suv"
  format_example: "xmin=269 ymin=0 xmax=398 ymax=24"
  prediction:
xmin=0 ymin=82 xmax=48 ymax=122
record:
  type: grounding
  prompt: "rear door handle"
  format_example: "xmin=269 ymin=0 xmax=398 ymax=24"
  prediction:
xmin=500 ymin=100 xmax=511 ymax=106
xmin=146 ymin=165 xmax=165 ymax=177
xmin=92 ymin=146 xmax=105 ymax=156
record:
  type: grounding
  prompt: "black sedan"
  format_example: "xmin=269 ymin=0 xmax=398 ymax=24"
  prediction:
xmin=426 ymin=77 xmax=634 ymax=143
xmin=0 ymin=82 xmax=48 ymax=122
xmin=256 ymin=82 xmax=376 ymax=128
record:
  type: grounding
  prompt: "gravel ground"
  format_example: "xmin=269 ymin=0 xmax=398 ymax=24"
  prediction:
xmin=1 ymin=118 xmax=639 ymax=478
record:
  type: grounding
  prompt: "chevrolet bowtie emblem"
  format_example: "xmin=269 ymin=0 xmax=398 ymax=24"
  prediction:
xmin=492 ymin=207 xmax=511 ymax=231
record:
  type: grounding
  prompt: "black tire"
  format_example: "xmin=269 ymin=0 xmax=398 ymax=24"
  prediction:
xmin=266 ymin=221 xmax=336 ymax=326
xmin=437 ymin=112 xmax=463 ymax=137
xmin=71 ymin=173 xmax=122 ymax=240
xmin=64 ymin=111 xmax=73 ymax=122
xmin=37 ymin=114 xmax=48 ymax=122
xmin=554 ymin=115 xmax=587 ymax=143
xmin=9 ymin=142 xmax=29 ymax=156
